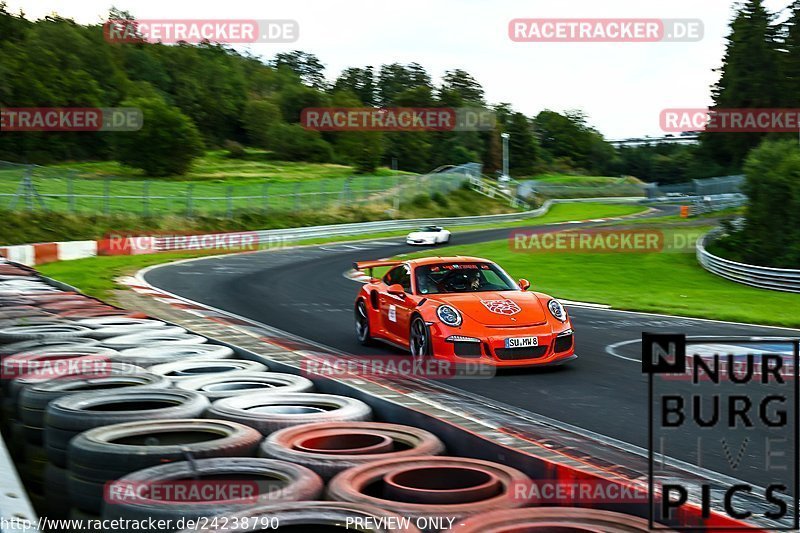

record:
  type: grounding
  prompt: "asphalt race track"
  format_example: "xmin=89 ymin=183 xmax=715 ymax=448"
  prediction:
xmin=145 ymin=208 xmax=799 ymax=489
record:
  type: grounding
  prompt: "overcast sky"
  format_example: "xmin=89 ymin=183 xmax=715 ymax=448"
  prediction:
xmin=5 ymin=0 xmax=792 ymax=138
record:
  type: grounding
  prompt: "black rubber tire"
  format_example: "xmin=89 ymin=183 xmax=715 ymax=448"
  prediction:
xmin=44 ymin=463 xmax=72 ymax=519
xmin=68 ymin=418 xmax=262 ymax=482
xmin=174 ymin=501 xmax=422 ymax=533
xmin=102 ymin=332 xmax=207 ymax=350
xmin=102 ymin=458 xmax=323 ymax=525
xmin=88 ymin=324 xmax=182 ymax=340
xmin=355 ymin=300 xmax=374 ymax=346
xmin=205 ymin=392 xmax=373 ymax=435
xmin=112 ymin=344 xmax=234 ymax=367
xmin=149 ymin=359 xmax=267 ymax=383
xmin=44 ymin=389 xmax=210 ymax=467
xmin=0 ymin=337 xmax=100 ymax=357
xmin=20 ymin=372 xmax=171 ymax=439
xmin=0 ymin=324 xmax=93 ymax=342
xmin=259 ymin=421 xmax=446 ymax=480
xmin=177 ymin=372 xmax=314 ymax=401
xmin=409 ymin=315 xmax=432 ymax=359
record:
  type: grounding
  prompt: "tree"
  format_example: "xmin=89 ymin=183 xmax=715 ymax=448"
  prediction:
xmin=334 ymin=67 xmax=376 ymax=106
xmin=327 ymin=90 xmax=383 ymax=173
xmin=376 ymin=63 xmax=432 ymax=106
xmin=505 ymin=113 xmax=540 ymax=175
xmin=113 ymin=97 xmax=203 ymax=176
xmin=701 ymin=0 xmax=783 ymax=169
xmin=273 ymin=50 xmax=327 ymax=89
xmin=534 ymin=110 xmax=612 ymax=174
xmin=440 ymin=69 xmax=484 ymax=103
xmin=241 ymin=99 xmax=283 ymax=149
xmin=714 ymin=139 xmax=800 ymax=267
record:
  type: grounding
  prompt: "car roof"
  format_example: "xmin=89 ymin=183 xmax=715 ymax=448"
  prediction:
xmin=405 ymin=256 xmax=491 ymax=267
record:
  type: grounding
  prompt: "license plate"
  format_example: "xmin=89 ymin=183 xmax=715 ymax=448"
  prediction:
xmin=505 ymin=336 xmax=538 ymax=348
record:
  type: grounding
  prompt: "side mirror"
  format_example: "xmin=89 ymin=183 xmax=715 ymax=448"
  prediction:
xmin=387 ymin=284 xmax=406 ymax=297
xmin=518 ymin=279 xmax=531 ymax=291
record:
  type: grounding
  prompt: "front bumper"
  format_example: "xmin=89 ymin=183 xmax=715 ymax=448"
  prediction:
xmin=428 ymin=322 xmax=576 ymax=367
xmin=406 ymin=238 xmax=436 ymax=245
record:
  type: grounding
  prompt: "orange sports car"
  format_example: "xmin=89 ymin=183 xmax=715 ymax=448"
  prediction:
xmin=353 ymin=256 xmax=576 ymax=367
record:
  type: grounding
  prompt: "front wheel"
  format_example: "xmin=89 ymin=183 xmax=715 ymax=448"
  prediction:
xmin=409 ymin=316 xmax=432 ymax=364
xmin=355 ymin=301 xmax=373 ymax=346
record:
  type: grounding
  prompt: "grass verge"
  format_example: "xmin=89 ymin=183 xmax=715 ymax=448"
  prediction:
xmin=396 ymin=228 xmax=799 ymax=328
xmin=36 ymin=202 xmax=650 ymax=302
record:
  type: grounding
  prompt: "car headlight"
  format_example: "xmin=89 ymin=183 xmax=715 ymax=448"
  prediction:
xmin=436 ymin=305 xmax=462 ymax=326
xmin=548 ymin=299 xmax=567 ymax=322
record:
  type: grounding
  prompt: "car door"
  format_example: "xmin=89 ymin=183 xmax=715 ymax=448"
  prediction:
xmin=378 ymin=264 xmax=415 ymax=344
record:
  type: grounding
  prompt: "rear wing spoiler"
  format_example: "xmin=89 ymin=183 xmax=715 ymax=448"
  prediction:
xmin=353 ymin=260 xmax=404 ymax=279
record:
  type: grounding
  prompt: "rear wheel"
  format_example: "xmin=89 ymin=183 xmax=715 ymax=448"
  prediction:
xmin=409 ymin=316 xmax=431 ymax=364
xmin=354 ymin=301 xmax=373 ymax=346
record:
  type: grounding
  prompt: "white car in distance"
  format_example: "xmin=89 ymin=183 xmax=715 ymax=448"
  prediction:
xmin=405 ymin=225 xmax=451 ymax=245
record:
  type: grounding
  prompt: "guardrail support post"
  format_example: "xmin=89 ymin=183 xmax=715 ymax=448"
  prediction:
xmin=186 ymin=184 xmax=194 ymax=217
xmin=143 ymin=181 xmax=150 ymax=216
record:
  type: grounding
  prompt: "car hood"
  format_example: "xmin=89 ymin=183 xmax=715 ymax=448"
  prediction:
xmin=407 ymin=232 xmax=436 ymax=239
xmin=431 ymin=291 xmax=548 ymax=326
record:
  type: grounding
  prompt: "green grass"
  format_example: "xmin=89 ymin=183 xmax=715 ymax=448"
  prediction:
xmin=525 ymin=174 xmax=644 ymax=186
xmin=0 ymin=150 xmax=415 ymax=216
xmin=34 ymin=202 xmax=650 ymax=301
xmin=38 ymin=251 xmax=226 ymax=302
xmin=0 ymin=186 xmax=518 ymax=246
xmin=395 ymin=228 xmax=800 ymax=328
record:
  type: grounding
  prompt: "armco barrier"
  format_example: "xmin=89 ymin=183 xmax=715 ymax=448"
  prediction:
xmin=697 ymin=229 xmax=800 ymax=293
xmin=0 ymin=197 xmax=646 ymax=265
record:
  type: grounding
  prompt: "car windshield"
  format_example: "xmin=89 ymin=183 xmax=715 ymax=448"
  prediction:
xmin=418 ymin=226 xmax=440 ymax=232
xmin=415 ymin=262 xmax=519 ymax=294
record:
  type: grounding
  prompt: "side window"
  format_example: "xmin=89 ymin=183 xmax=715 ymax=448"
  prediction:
xmin=383 ymin=265 xmax=411 ymax=293
xmin=396 ymin=265 xmax=412 ymax=292
xmin=383 ymin=266 xmax=400 ymax=286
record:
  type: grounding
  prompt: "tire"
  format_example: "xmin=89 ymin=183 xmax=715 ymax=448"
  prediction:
xmin=44 ymin=389 xmax=210 ymax=467
xmin=102 ymin=330 xmax=204 ymax=350
xmin=20 ymin=372 xmax=172 ymax=438
xmin=102 ymin=458 xmax=323 ymax=525
xmin=0 ymin=324 xmax=93 ymax=342
xmin=2 ymin=348 xmax=118 ymax=386
xmin=175 ymin=501 xmax=421 ymax=533
xmin=85 ymin=321 xmax=175 ymax=340
xmin=112 ymin=345 xmax=233 ymax=367
xmin=178 ymin=372 xmax=314 ymax=401
xmin=68 ymin=419 xmax=262 ymax=514
xmin=77 ymin=318 xmax=165 ymax=329
xmin=260 ymin=421 xmax=445 ymax=480
xmin=327 ymin=456 xmax=530 ymax=522
xmin=0 ymin=337 xmax=101 ymax=357
xmin=44 ymin=464 xmax=71 ymax=519
xmin=206 ymin=393 xmax=373 ymax=435
xmin=5 ymin=361 xmax=145 ymax=408
xmin=409 ymin=316 xmax=432 ymax=361
xmin=148 ymin=359 xmax=267 ymax=383
xmin=354 ymin=300 xmax=374 ymax=346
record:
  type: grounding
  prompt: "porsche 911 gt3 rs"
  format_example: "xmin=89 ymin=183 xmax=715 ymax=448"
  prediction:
xmin=353 ymin=256 xmax=576 ymax=367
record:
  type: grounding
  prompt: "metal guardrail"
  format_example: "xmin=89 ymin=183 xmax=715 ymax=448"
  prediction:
xmin=689 ymin=193 xmax=747 ymax=216
xmin=697 ymin=229 xmax=800 ymax=293
xmin=156 ymin=197 xmax=646 ymax=251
